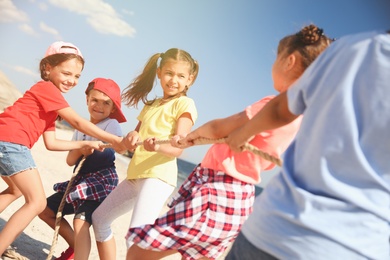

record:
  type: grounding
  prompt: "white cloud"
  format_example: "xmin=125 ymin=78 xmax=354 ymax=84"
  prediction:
xmin=18 ymin=24 xmax=38 ymax=36
xmin=38 ymin=2 xmax=48 ymax=11
xmin=0 ymin=0 xmax=29 ymax=23
xmin=4 ymin=64 xmax=40 ymax=78
xmin=13 ymin=66 xmax=38 ymax=77
xmin=40 ymin=22 xmax=62 ymax=40
xmin=40 ymin=22 xmax=59 ymax=35
xmin=48 ymin=0 xmax=136 ymax=37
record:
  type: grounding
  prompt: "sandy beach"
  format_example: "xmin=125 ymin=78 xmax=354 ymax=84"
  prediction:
xmin=0 ymin=127 xmax=232 ymax=260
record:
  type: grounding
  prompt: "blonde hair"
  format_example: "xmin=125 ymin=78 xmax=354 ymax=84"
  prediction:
xmin=122 ymin=48 xmax=199 ymax=108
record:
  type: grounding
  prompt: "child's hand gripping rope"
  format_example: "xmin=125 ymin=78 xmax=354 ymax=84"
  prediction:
xmin=107 ymin=137 xmax=283 ymax=166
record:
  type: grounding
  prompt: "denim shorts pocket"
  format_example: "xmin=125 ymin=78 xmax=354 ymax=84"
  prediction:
xmin=0 ymin=142 xmax=36 ymax=177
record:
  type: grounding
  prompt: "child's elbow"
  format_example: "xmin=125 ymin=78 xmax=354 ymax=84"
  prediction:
xmin=65 ymin=159 xmax=73 ymax=166
xmin=170 ymin=148 xmax=183 ymax=158
xmin=44 ymin=142 xmax=56 ymax=151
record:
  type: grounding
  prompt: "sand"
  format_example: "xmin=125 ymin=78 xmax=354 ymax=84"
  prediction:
xmin=0 ymin=128 xmax=230 ymax=260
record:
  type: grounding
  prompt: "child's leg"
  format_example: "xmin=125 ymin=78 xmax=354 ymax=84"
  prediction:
xmin=0 ymin=169 xmax=46 ymax=255
xmin=73 ymin=219 xmax=91 ymax=260
xmin=126 ymin=178 xmax=174 ymax=248
xmin=0 ymin=176 xmax=22 ymax=213
xmin=126 ymin=244 xmax=181 ymax=260
xmin=73 ymin=200 xmax=100 ymax=260
xmin=92 ymin=180 xmax=138 ymax=260
xmin=130 ymin=178 xmax=175 ymax=228
xmin=38 ymin=192 xmax=75 ymax=248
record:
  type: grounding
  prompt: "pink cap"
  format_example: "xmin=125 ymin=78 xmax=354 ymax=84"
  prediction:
xmin=44 ymin=41 xmax=83 ymax=58
xmin=86 ymin=78 xmax=127 ymax=123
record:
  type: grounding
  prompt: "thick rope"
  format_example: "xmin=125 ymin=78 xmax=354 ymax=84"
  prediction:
xmin=2 ymin=245 xmax=27 ymax=260
xmin=47 ymin=137 xmax=282 ymax=258
xmin=46 ymin=156 xmax=86 ymax=260
xmin=188 ymin=137 xmax=282 ymax=166
xmin=132 ymin=137 xmax=282 ymax=166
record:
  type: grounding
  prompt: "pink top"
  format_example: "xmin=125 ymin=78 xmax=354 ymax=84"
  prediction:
xmin=200 ymin=96 xmax=302 ymax=184
xmin=0 ymin=81 xmax=69 ymax=148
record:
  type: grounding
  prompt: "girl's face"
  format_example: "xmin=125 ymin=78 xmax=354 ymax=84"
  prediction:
xmin=86 ymin=89 xmax=116 ymax=124
xmin=157 ymin=59 xmax=193 ymax=98
xmin=47 ymin=58 xmax=83 ymax=93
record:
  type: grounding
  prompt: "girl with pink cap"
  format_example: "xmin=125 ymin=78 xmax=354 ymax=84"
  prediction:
xmin=0 ymin=41 xmax=127 ymax=256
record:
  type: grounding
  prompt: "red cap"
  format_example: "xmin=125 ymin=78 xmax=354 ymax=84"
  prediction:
xmin=86 ymin=78 xmax=126 ymax=123
xmin=45 ymin=41 xmax=83 ymax=58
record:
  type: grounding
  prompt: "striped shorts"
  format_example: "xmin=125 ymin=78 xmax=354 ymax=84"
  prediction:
xmin=126 ymin=165 xmax=255 ymax=260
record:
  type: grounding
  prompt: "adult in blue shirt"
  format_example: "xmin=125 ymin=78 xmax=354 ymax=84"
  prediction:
xmin=226 ymin=29 xmax=390 ymax=260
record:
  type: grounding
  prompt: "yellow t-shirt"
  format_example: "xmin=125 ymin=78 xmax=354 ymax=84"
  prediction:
xmin=127 ymin=96 xmax=198 ymax=186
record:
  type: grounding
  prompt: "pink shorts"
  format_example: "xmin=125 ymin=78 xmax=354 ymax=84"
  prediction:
xmin=126 ymin=165 xmax=255 ymax=260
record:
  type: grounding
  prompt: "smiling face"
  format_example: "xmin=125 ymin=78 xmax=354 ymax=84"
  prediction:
xmin=46 ymin=58 xmax=83 ymax=93
xmin=86 ymin=89 xmax=116 ymax=124
xmin=157 ymin=59 xmax=193 ymax=99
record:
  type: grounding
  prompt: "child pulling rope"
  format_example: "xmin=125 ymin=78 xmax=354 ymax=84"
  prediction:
xmin=46 ymin=137 xmax=282 ymax=259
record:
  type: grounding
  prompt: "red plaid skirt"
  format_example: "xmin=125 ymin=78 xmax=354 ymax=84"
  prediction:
xmin=126 ymin=165 xmax=255 ymax=260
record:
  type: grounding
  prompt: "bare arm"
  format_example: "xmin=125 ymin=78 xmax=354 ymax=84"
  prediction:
xmin=66 ymin=146 xmax=95 ymax=166
xmin=66 ymin=149 xmax=83 ymax=166
xmin=42 ymin=131 xmax=103 ymax=152
xmin=57 ymin=107 xmax=126 ymax=153
xmin=145 ymin=112 xmax=194 ymax=157
xmin=173 ymin=110 xmax=250 ymax=148
xmin=123 ymin=121 xmax=142 ymax=152
xmin=226 ymin=92 xmax=298 ymax=152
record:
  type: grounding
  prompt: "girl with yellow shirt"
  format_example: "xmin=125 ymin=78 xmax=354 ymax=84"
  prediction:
xmin=92 ymin=48 xmax=199 ymax=260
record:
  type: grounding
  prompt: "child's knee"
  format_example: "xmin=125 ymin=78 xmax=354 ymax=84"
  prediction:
xmin=31 ymin=198 xmax=47 ymax=215
xmin=93 ymin=224 xmax=113 ymax=242
xmin=38 ymin=206 xmax=53 ymax=221
xmin=11 ymin=189 xmax=23 ymax=198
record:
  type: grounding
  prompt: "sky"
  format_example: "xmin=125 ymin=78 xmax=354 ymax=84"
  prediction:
xmin=0 ymin=0 xmax=389 ymax=165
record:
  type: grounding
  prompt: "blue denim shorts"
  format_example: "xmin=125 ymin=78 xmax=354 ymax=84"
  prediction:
xmin=0 ymin=141 xmax=36 ymax=177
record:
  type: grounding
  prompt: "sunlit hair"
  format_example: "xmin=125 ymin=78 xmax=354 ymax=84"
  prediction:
xmin=277 ymin=24 xmax=333 ymax=75
xmin=39 ymin=53 xmax=85 ymax=81
xmin=122 ymin=48 xmax=199 ymax=108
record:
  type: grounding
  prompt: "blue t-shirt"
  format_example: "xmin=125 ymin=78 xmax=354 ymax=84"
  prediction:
xmin=241 ymin=30 xmax=390 ymax=259
xmin=73 ymin=118 xmax=122 ymax=174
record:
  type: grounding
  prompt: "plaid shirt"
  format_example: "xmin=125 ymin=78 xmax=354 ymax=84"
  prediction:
xmin=126 ymin=165 xmax=255 ymax=260
xmin=53 ymin=167 xmax=118 ymax=211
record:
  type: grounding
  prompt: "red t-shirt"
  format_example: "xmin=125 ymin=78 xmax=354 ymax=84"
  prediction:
xmin=0 ymin=81 xmax=70 ymax=148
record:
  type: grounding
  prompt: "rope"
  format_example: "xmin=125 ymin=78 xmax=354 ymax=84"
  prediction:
xmin=188 ymin=137 xmax=282 ymax=166
xmin=46 ymin=156 xmax=86 ymax=260
xmin=47 ymin=136 xmax=282 ymax=258
xmin=120 ymin=137 xmax=282 ymax=166
xmin=2 ymin=245 xmax=27 ymax=260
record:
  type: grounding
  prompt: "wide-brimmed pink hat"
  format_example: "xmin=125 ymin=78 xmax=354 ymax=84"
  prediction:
xmin=45 ymin=41 xmax=83 ymax=58
xmin=85 ymin=78 xmax=127 ymax=123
